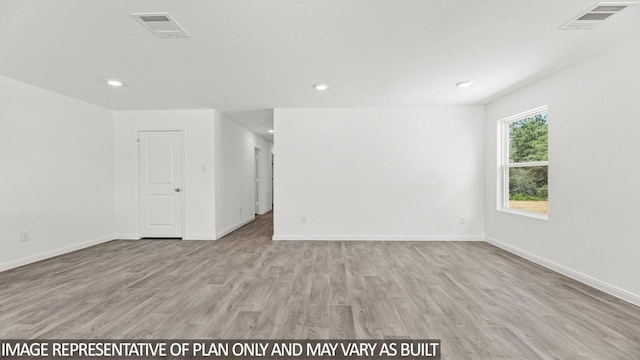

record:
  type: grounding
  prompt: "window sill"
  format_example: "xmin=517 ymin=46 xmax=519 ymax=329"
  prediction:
xmin=498 ymin=207 xmax=548 ymax=221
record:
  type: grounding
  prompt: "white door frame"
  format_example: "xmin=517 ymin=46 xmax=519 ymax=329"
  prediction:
xmin=137 ymin=129 xmax=185 ymax=238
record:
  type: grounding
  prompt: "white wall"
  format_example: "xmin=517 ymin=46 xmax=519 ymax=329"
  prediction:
xmin=114 ymin=109 xmax=216 ymax=240
xmin=484 ymin=35 xmax=640 ymax=306
xmin=215 ymin=111 xmax=272 ymax=238
xmin=0 ymin=75 xmax=114 ymax=270
xmin=273 ymin=107 xmax=485 ymax=240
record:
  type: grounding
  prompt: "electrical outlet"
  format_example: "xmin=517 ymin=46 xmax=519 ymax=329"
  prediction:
xmin=20 ymin=232 xmax=30 ymax=242
xmin=301 ymin=217 xmax=307 ymax=224
xmin=459 ymin=217 xmax=466 ymax=225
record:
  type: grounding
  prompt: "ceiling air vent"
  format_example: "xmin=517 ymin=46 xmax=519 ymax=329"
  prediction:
xmin=131 ymin=12 xmax=190 ymax=38
xmin=560 ymin=2 xmax=638 ymax=30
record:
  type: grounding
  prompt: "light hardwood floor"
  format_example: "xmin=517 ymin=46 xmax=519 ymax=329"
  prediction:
xmin=1 ymin=212 xmax=639 ymax=359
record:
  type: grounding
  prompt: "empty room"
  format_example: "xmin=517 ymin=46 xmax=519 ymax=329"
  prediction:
xmin=1 ymin=0 xmax=639 ymax=359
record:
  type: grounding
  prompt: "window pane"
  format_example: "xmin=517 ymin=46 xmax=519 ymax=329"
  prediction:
xmin=509 ymin=112 xmax=548 ymax=163
xmin=508 ymin=166 xmax=548 ymax=214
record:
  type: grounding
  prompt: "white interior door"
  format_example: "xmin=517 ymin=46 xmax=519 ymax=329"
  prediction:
xmin=138 ymin=131 xmax=183 ymax=238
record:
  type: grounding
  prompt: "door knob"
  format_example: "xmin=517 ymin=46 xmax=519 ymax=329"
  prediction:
xmin=175 ymin=188 xmax=181 ymax=192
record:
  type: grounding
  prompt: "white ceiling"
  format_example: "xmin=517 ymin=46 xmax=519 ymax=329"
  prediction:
xmin=1 ymin=0 xmax=639 ymax=137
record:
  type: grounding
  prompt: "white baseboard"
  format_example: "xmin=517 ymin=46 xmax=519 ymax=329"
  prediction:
xmin=0 ymin=235 xmax=116 ymax=272
xmin=215 ymin=216 xmax=256 ymax=239
xmin=117 ymin=234 xmax=217 ymax=240
xmin=183 ymin=234 xmax=217 ymax=241
xmin=114 ymin=234 xmax=140 ymax=240
xmin=485 ymin=237 xmax=640 ymax=307
xmin=272 ymin=234 xmax=484 ymax=241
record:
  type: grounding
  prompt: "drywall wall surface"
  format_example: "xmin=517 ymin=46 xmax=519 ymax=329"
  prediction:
xmin=114 ymin=109 xmax=216 ymax=240
xmin=215 ymin=111 xmax=272 ymax=238
xmin=0 ymin=75 xmax=114 ymax=269
xmin=484 ymin=35 xmax=640 ymax=305
xmin=273 ymin=106 xmax=485 ymax=240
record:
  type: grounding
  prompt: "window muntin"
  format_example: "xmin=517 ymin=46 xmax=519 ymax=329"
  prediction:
xmin=500 ymin=106 xmax=548 ymax=218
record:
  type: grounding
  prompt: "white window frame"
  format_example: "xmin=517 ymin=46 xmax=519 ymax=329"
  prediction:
xmin=498 ymin=105 xmax=548 ymax=220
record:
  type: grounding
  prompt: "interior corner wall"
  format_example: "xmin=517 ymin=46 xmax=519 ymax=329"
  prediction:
xmin=273 ymin=106 xmax=485 ymax=241
xmin=484 ymin=35 xmax=640 ymax=306
xmin=113 ymin=109 xmax=216 ymax=240
xmin=214 ymin=111 xmax=272 ymax=239
xmin=0 ymin=75 xmax=114 ymax=270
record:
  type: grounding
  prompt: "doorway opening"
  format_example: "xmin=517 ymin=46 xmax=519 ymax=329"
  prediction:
xmin=254 ymin=147 xmax=261 ymax=215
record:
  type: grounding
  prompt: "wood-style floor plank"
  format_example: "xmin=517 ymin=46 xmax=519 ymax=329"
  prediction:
xmin=0 ymin=211 xmax=639 ymax=359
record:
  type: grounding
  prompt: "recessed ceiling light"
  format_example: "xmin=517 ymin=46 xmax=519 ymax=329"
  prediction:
xmin=314 ymin=84 xmax=329 ymax=91
xmin=268 ymin=129 xmax=274 ymax=133
xmin=106 ymin=79 xmax=124 ymax=87
xmin=456 ymin=80 xmax=474 ymax=88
